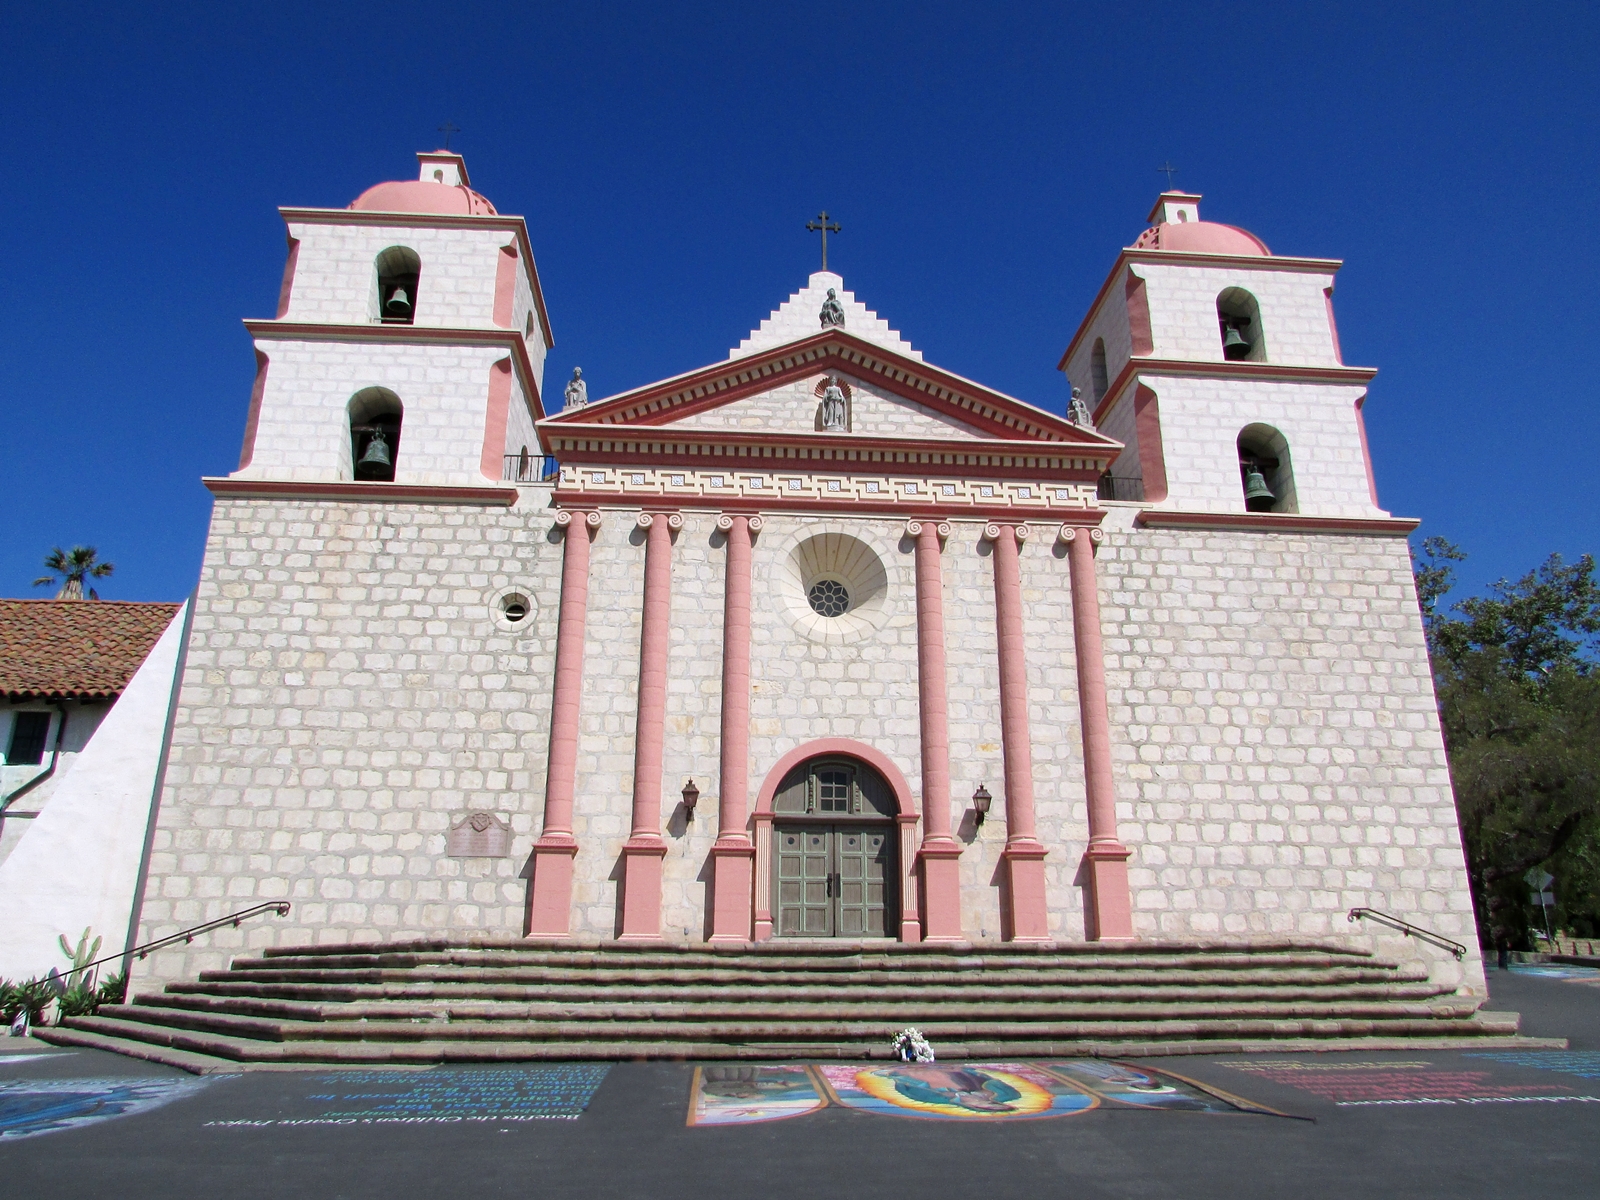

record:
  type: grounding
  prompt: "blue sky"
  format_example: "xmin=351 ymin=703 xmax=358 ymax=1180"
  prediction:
xmin=1 ymin=2 xmax=1594 ymax=605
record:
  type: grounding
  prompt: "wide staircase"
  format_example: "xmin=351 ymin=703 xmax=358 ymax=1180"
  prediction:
xmin=36 ymin=937 xmax=1554 ymax=1072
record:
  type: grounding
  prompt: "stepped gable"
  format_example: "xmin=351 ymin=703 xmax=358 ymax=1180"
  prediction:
xmin=35 ymin=939 xmax=1554 ymax=1071
xmin=732 ymin=271 xmax=921 ymax=361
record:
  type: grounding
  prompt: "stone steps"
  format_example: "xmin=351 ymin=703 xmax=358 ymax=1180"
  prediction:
xmin=41 ymin=937 xmax=1550 ymax=1071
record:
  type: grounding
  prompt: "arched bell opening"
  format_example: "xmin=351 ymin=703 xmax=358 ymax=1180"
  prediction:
xmin=1090 ymin=337 xmax=1110 ymax=403
xmin=375 ymin=246 xmax=421 ymax=325
xmin=348 ymin=388 xmax=403 ymax=483
xmin=1237 ymin=423 xmax=1297 ymax=514
xmin=1217 ymin=287 xmax=1266 ymax=362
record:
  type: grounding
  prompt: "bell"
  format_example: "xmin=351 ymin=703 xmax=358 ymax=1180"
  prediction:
xmin=385 ymin=287 xmax=412 ymax=318
xmin=1243 ymin=466 xmax=1275 ymax=512
xmin=1222 ymin=324 xmax=1252 ymax=360
xmin=356 ymin=429 xmax=392 ymax=479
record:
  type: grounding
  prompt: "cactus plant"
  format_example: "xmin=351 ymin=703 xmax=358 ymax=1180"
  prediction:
xmin=57 ymin=927 xmax=102 ymax=991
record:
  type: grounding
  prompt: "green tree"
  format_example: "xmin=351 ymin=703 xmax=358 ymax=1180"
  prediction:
xmin=1414 ymin=538 xmax=1600 ymax=948
xmin=32 ymin=545 xmax=115 ymax=600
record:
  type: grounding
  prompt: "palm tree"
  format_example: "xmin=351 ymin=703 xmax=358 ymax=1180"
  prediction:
xmin=33 ymin=546 xmax=115 ymax=600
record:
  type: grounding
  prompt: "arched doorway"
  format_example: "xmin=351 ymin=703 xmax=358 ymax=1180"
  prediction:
xmin=771 ymin=756 xmax=898 ymax=937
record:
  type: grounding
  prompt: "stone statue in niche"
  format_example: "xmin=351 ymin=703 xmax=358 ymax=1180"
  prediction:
xmin=820 ymin=377 xmax=848 ymax=432
xmin=447 ymin=811 xmax=511 ymax=857
xmin=1067 ymin=385 xmax=1096 ymax=430
xmin=819 ymin=288 xmax=845 ymax=329
xmin=564 ymin=367 xmax=588 ymax=409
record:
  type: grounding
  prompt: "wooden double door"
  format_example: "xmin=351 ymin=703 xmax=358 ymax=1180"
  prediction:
xmin=772 ymin=757 xmax=898 ymax=938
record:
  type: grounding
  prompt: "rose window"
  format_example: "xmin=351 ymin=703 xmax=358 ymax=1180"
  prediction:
xmin=807 ymin=578 xmax=850 ymax=617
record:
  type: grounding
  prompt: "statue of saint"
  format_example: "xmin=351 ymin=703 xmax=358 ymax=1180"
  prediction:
xmin=1067 ymin=385 xmax=1096 ymax=430
xmin=564 ymin=367 xmax=587 ymax=409
xmin=819 ymin=287 xmax=845 ymax=329
xmin=820 ymin=378 xmax=848 ymax=431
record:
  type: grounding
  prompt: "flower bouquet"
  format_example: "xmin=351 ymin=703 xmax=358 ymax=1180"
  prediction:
xmin=889 ymin=1026 xmax=935 ymax=1063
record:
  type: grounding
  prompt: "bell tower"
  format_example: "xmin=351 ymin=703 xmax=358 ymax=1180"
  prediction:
xmin=228 ymin=151 xmax=553 ymax=489
xmin=1059 ymin=192 xmax=1387 ymax=519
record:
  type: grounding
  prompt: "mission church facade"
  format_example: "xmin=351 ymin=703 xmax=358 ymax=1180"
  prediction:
xmin=132 ymin=152 xmax=1483 ymax=994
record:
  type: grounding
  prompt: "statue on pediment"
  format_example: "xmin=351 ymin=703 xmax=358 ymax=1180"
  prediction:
xmin=819 ymin=288 xmax=845 ymax=329
xmin=564 ymin=367 xmax=587 ymax=409
xmin=1067 ymin=385 xmax=1096 ymax=430
xmin=820 ymin=378 xmax=848 ymax=431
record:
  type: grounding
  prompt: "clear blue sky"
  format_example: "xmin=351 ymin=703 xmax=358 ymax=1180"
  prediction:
xmin=1 ymin=2 xmax=1594 ymax=605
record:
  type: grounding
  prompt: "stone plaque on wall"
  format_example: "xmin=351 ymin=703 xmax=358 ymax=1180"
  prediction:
xmin=447 ymin=812 xmax=511 ymax=858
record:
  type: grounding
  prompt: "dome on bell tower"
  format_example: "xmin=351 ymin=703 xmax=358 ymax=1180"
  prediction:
xmin=349 ymin=150 xmax=498 ymax=216
xmin=1130 ymin=192 xmax=1270 ymax=256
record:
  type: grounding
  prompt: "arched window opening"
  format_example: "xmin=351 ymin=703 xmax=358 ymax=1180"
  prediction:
xmin=1217 ymin=287 xmax=1265 ymax=362
xmin=349 ymin=388 xmax=403 ymax=482
xmin=1090 ymin=338 xmax=1109 ymax=402
xmin=375 ymin=246 xmax=421 ymax=325
xmin=1237 ymin=424 xmax=1297 ymax=514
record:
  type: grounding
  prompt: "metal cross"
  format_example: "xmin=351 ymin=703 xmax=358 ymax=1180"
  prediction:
xmin=438 ymin=121 xmax=461 ymax=150
xmin=806 ymin=211 xmax=841 ymax=270
xmin=1157 ymin=161 xmax=1179 ymax=188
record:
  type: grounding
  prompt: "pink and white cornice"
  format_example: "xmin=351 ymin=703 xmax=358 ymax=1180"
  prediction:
xmin=1089 ymin=357 xmax=1378 ymax=427
xmin=1058 ymin=248 xmax=1344 ymax=371
xmin=1135 ymin=510 xmax=1419 ymax=536
xmin=242 ymin=320 xmax=546 ymax=418
xmin=546 ymin=329 xmax=1116 ymax=450
xmin=277 ymin=206 xmax=555 ymax=348
xmin=204 ymin=478 xmax=519 ymax=506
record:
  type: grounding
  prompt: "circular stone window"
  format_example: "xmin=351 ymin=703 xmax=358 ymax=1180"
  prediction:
xmin=778 ymin=531 xmax=892 ymax=643
xmin=489 ymin=586 xmax=538 ymax=631
xmin=807 ymin=578 xmax=850 ymax=617
xmin=501 ymin=593 xmax=530 ymax=623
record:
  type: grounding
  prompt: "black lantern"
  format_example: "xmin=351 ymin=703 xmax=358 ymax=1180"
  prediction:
xmin=681 ymin=779 xmax=700 ymax=819
xmin=972 ymin=784 xmax=993 ymax=827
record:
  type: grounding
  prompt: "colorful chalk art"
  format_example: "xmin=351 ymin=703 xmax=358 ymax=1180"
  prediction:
xmin=0 ymin=1076 xmax=220 ymax=1141
xmin=688 ymin=1060 xmax=1281 ymax=1125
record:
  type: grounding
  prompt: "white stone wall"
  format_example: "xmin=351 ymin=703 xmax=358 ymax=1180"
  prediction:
xmin=672 ymin=373 xmax=993 ymax=440
xmin=1063 ymin=269 xmax=1136 ymax=406
xmin=1096 ymin=507 xmax=1483 ymax=991
xmin=1135 ymin=262 xmax=1340 ymax=366
xmin=238 ymin=339 xmax=530 ymax=486
xmin=1100 ymin=374 xmax=1382 ymax=517
xmin=0 ymin=702 xmax=111 ymax=867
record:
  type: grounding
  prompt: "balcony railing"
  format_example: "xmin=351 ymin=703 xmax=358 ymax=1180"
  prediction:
xmin=503 ymin=453 xmax=559 ymax=484
xmin=1096 ymin=474 xmax=1145 ymax=503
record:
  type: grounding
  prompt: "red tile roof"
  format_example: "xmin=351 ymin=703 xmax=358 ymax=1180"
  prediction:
xmin=0 ymin=600 xmax=182 ymax=699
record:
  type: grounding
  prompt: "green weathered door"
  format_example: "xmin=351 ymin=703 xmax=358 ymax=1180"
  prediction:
xmin=835 ymin=826 xmax=892 ymax=937
xmin=776 ymin=825 xmax=833 ymax=936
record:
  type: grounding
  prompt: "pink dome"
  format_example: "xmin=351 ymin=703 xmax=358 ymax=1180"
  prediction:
xmin=349 ymin=179 xmax=498 ymax=216
xmin=1131 ymin=221 xmax=1269 ymax=256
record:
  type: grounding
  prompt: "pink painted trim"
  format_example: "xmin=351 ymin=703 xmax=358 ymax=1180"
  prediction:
xmin=481 ymin=357 xmax=513 ymax=481
xmin=1324 ymin=286 xmax=1343 ymax=364
xmin=1132 ymin=385 xmax=1169 ymax=504
xmin=1065 ymin=530 xmax=1134 ymax=941
xmin=1124 ymin=271 xmax=1155 ymax=357
xmin=553 ymin=491 xmax=1107 ymax=524
xmin=493 ymin=243 xmax=518 ymax=329
xmin=989 ymin=526 xmax=1040 ymax=846
xmin=1136 ymin=510 xmax=1419 ymax=535
xmin=236 ymin=351 xmax=269 ymax=469
xmin=547 ymin=448 xmax=1111 ymax=483
xmin=709 ymin=512 xmax=756 ymax=942
xmin=279 ymin=207 xmax=555 ymax=349
xmin=629 ymin=514 xmax=674 ymax=838
xmin=275 ymin=237 xmax=299 ymax=319
xmin=753 ymin=738 xmax=918 ymax=818
xmin=1091 ymin=357 xmax=1378 ymax=428
xmin=244 ymin=320 xmax=547 ymax=419
xmin=912 ymin=522 xmax=954 ymax=845
xmin=204 ymin=478 xmax=517 ymax=505
xmin=543 ymin=512 xmax=594 ymax=839
xmin=1354 ymin=394 xmax=1380 ymax=507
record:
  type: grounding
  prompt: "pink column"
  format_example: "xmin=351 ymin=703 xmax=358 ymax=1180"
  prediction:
xmin=618 ymin=511 xmax=681 ymax=940
xmin=908 ymin=519 xmax=961 ymax=942
xmin=710 ymin=512 xmax=762 ymax=942
xmin=985 ymin=522 xmax=1050 ymax=941
xmin=1063 ymin=525 xmax=1135 ymax=940
xmin=526 ymin=508 xmax=600 ymax=936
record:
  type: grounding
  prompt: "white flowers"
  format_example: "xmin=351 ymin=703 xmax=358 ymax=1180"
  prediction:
xmin=890 ymin=1027 xmax=935 ymax=1063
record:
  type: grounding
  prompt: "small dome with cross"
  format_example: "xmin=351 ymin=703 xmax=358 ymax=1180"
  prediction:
xmin=350 ymin=150 xmax=498 ymax=216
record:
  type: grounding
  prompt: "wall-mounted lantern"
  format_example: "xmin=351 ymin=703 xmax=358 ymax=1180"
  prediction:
xmin=972 ymin=784 xmax=992 ymax=827
xmin=681 ymin=779 xmax=700 ymax=820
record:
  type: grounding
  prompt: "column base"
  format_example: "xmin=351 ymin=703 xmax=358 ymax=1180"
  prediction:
xmin=708 ymin=840 xmax=755 ymax=943
xmin=526 ymin=836 xmax=579 ymax=937
xmin=618 ymin=838 xmax=668 ymax=941
xmin=1002 ymin=841 xmax=1050 ymax=942
xmin=918 ymin=842 xmax=965 ymax=942
xmin=1081 ymin=843 xmax=1135 ymax=941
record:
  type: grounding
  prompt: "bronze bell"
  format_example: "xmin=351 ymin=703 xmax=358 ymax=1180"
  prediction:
xmin=1222 ymin=323 xmax=1252 ymax=360
xmin=1243 ymin=466 xmax=1275 ymax=512
xmin=385 ymin=287 xmax=412 ymax=318
xmin=356 ymin=429 xmax=392 ymax=479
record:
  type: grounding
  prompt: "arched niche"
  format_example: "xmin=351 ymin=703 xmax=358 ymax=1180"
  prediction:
xmin=347 ymin=387 xmax=403 ymax=482
xmin=1090 ymin=338 xmax=1110 ymax=403
xmin=1217 ymin=287 xmax=1266 ymax=362
xmin=1237 ymin=423 xmax=1297 ymax=514
xmin=375 ymin=246 xmax=421 ymax=325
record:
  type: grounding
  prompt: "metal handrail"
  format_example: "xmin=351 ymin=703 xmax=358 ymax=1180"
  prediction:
xmin=1348 ymin=907 xmax=1467 ymax=960
xmin=503 ymin=453 xmax=559 ymax=483
xmin=48 ymin=902 xmax=293 ymax=988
